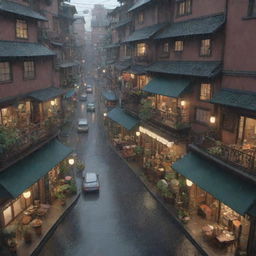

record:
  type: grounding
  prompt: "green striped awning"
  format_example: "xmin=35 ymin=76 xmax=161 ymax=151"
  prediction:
xmin=173 ymin=153 xmax=256 ymax=215
xmin=143 ymin=77 xmax=191 ymax=98
xmin=108 ymin=107 xmax=139 ymax=130
xmin=0 ymin=140 xmax=73 ymax=198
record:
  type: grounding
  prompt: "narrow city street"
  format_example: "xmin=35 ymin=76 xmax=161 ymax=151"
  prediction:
xmin=37 ymin=78 xmax=201 ymax=256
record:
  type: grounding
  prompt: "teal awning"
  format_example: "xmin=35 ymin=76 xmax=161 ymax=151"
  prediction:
xmin=0 ymin=139 xmax=73 ymax=198
xmin=143 ymin=77 xmax=191 ymax=98
xmin=64 ymin=89 xmax=75 ymax=98
xmin=28 ymin=87 xmax=66 ymax=102
xmin=173 ymin=153 xmax=256 ymax=215
xmin=108 ymin=107 xmax=139 ymax=130
xmin=102 ymin=91 xmax=117 ymax=101
xmin=211 ymin=89 xmax=256 ymax=111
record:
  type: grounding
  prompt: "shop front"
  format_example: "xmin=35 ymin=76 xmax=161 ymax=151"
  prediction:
xmin=107 ymin=107 xmax=139 ymax=160
xmin=137 ymin=125 xmax=186 ymax=182
xmin=173 ymin=152 xmax=256 ymax=256
xmin=0 ymin=139 xmax=73 ymax=250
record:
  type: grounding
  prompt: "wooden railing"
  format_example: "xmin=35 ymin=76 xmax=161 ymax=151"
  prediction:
xmin=123 ymin=102 xmax=190 ymax=130
xmin=193 ymin=135 xmax=256 ymax=175
xmin=0 ymin=116 xmax=64 ymax=168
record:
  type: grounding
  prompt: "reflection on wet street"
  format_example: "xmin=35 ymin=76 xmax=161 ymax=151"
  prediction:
xmin=38 ymin=81 xmax=201 ymax=256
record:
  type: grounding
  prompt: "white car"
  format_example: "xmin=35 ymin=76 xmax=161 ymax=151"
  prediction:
xmin=83 ymin=172 xmax=100 ymax=192
xmin=77 ymin=118 xmax=88 ymax=132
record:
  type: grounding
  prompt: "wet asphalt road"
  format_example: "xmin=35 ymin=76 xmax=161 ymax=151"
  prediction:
xmin=38 ymin=82 xmax=201 ymax=256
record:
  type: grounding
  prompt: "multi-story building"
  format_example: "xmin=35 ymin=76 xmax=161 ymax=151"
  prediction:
xmin=0 ymin=0 xmax=75 ymax=250
xmin=104 ymin=0 xmax=256 ymax=255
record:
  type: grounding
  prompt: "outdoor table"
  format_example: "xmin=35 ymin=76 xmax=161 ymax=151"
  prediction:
xmin=216 ymin=231 xmax=235 ymax=245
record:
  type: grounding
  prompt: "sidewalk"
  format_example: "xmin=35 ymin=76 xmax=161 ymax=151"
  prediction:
xmin=16 ymin=192 xmax=80 ymax=256
xmin=108 ymin=141 xmax=215 ymax=256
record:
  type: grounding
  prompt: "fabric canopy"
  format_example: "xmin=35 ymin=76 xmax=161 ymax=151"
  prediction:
xmin=143 ymin=77 xmax=191 ymax=98
xmin=28 ymin=87 xmax=66 ymax=102
xmin=102 ymin=91 xmax=117 ymax=101
xmin=108 ymin=107 xmax=139 ymax=130
xmin=211 ymin=89 xmax=256 ymax=111
xmin=173 ymin=152 xmax=256 ymax=215
xmin=0 ymin=139 xmax=73 ymax=198
xmin=64 ymin=89 xmax=75 ymax=98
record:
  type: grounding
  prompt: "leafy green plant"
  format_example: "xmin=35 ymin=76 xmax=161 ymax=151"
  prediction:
xmin=139 ymin=99 xmax=153 ymax=121
xmin=208 ymin=141 xmax=222 ymax=156
xmin=0 ymin=126 xmax=19 ymax=152
xmin=134 ymin=146 xmax=144 ymax=155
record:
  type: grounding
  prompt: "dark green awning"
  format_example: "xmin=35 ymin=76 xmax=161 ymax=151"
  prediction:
xmin=102 ymin=91 xmax=117 ymax=101
xmin=0 ymin=139 xmax=72 ymax=198
xmin=124 ymin=23 xmax=166 ymax=43
xmin=0 ymin=41 xmax=55 ymax=58
xmin=143 ymin=77 xmax=191 ymax=98
xmin=211 ymin=89 xmax=256 ymax=111
xmin=0 ymin=0 xmax=47 ymax=21
xmin=108 ymin=107 xmax=139 ymax=130
xmin=155 ymin=13 xmax=225 ymax=39
xmin=173 ymin=152 xmax=256 ymax=215
xmin=147 ymin=61 xmax=222 ymax=78
xmin=128 ymin=0 xmax=152 ymax=12
xmin=28 ymin=87 xmax=66 ymax=102
xmin=64 ymin=89 xmax=75 ymax=98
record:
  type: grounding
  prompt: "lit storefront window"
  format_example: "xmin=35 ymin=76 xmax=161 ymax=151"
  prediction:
xmin=136 ymin=43 xmax=147 ymax=56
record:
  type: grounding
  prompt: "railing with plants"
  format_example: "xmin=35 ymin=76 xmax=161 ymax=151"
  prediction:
xmin=193 ymin=135 xmax=256 ymax=175
xmin=0 ymin=116 xmax=63 ymax=167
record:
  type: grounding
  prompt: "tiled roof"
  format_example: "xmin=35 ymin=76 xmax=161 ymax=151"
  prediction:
xmin=0 ymin=0 xmax=47 ymax=21
xmin=147 ymin=61 xmax=222 ymax=78
xmin=112 ymin=18 xmax=132 ymax=29
xmin=0 ymin=41 xmax=55 ymax=58
xmin=211 ymin=89 xmax=256 ymax=111
xmin=155 ymin=13 xmax=225 ymax=39
xmin=103 ymin=43 xmax=120 ymax=49
xmin=124 ymin=23 xmax=166 ymax=43
xmin=128 ymin=0 xmax=152 ymax=12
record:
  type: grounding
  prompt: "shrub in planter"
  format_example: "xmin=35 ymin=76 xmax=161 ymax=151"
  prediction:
xmin=22 ymin=225 xmax=33 ymax=244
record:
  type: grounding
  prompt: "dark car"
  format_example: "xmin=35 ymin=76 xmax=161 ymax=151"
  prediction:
xmin=87 ymin=102 xmax=96 ymax=112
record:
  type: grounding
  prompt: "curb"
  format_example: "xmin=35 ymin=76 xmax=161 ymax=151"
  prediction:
xmin=108 ymin=141 xmax=208 ymax=256
xmin=30 ymin=192 xmax=81 ymax=256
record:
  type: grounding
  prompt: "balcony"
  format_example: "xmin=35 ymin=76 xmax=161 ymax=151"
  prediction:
xmin=192 ymin=135 xmax=256 ymax=178
xmin=134 ymin=54 xmax=151 ymax=64
xmin=123 ymin=95 xmax=190 ymax=131
xmin=38 ymin=28 xmax=62 ymax=43
xmin=0 ymin=116 xmax=64 ymax=171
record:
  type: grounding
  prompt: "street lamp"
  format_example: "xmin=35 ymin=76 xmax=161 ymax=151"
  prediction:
xmin=210 ymin=116 xmax=216 ymax=124
xmin=136 ymin=131 xmax=141 ymax=137
xmin=68 ymin=158 xmax=75 ymax=166
xmin=102 ymin=69 xmax=106 ymax=73
xmin=51 ymin=100 xmax=55 ymax=106
xmin=186 ymin=179 xmax=193 ymax=187
xmin=103 ymin=112 xmax=107 ymax=117
xmin=23 ymin=190 xmax=31 ymax=199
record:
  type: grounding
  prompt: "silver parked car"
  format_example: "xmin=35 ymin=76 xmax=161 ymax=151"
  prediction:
xmin=87 ymin=102 xmax=95 ymax=112
xmin=83 ymin=172 xmax=100 ymax=192
xmin=77 ymin=118 xmax=88 ymax=132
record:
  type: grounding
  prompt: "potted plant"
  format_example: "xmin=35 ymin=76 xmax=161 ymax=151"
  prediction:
xmin=31 ymin=219 xmax=43 ymax=236
xmin=55 ymin=191 xmax=66 ymax=206
xmin=0 ymin=225 xmax=17 ymax=253
xmin=178 ymin=209 xmax=190 ymax=224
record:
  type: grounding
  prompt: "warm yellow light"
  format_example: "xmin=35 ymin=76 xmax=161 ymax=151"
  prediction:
xmin=186 ymin=179 xmax=193 ymax=187
xmin=210 ymin=116 xmax=216 ymax=124
xmin=136 ymin=131 xmax=141 ymax=137
xmin=84 ymin=83 xmax=87 ymax=86
xmin=23 ymin=190 xmax=31 ymax=199
xmin=181 ymin=100 xmax=186 ymax=106
xmin=68 ymin=158 xmax=75 ymax=165
xmin=103 ymin=113 xmax=107 ymax=117
xmin=102 ymin=69 xmax=106 ymax=73
xmin=130 ymin=74 xmax=135 ymax=79
xmin=51 ymin=100 xmax=55 ymax=106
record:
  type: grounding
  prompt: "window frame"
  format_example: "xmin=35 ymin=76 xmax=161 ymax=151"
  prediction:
xmin=136 ymin=43 xmax=147 ymax=57
xmin=174 ymin=40 xmax=184 ymax=52
xmin=23 ymin=60 xmax=36 ymax=80
xmin=138 ymin=12 xmax=144 ymax=24
xmin=16 ymin=19 xmax=28 ymax=39
xmin=200 ymin=39 xmax=211 ymax=57
xmin=195 ymin=107 xmax=211 ymax=125
xmin=199 ymin=83 xmax=212 ymax=101
xmin=0 ymin=62 xmax=12 ymax=83
xmin=248 ymin=0 xmax=256 ymax=17
xmin=124 ymin=45 xmax=131 ymax=57
xmin=176 ymin=0 xmax=192 ymax=17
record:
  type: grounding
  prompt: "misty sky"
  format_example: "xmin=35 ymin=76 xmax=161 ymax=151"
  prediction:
xmin=70 ymin=0 xmax=119 ymax=30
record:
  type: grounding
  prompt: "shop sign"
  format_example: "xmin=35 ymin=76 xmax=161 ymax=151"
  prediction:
xmin=139 ymin=126 xmax=174 ymax=147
